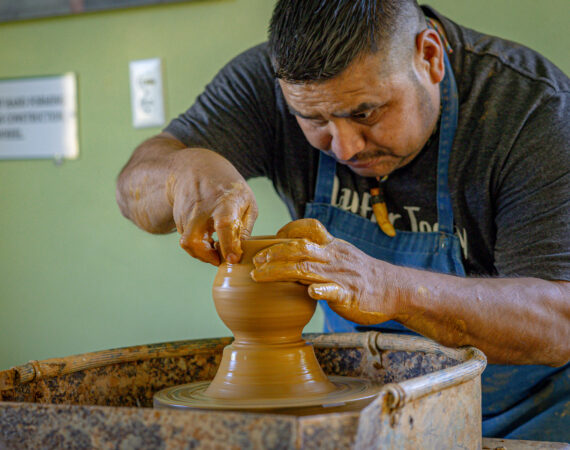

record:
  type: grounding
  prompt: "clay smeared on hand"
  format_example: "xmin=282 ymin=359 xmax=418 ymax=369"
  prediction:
xmin=251 ymin=218 xmax=396 ymax=326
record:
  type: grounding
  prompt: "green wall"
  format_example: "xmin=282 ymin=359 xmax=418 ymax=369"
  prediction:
xmin=0 ymin=0 xmax=568 ymax=370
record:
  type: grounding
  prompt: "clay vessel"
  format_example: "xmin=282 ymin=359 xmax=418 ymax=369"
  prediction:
xmin=205 ymin=237 xmax=336 ymax=400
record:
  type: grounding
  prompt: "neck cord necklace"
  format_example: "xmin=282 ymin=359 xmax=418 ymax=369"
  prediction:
xmin=370 ymin=175 xmax=396 ymax=237
xmin=369 ymin=115 xmax=441 ymax=238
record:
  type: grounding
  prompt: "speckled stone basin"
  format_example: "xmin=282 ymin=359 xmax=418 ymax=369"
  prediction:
xmin=0 ymin=332 xmax=487 ymax=448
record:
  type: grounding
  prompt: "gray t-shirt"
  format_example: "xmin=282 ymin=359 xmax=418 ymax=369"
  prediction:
xmin=165 ymin=7 xmax=570 ymax=281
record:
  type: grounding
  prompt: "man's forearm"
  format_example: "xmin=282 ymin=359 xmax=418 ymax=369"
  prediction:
xmin=116 ymin=132 xmax=189 ymax=233
xmin=117 ymin=134 xmax=258 ymax=264
xmin=386 ymin=266 xmax=570 ymax=366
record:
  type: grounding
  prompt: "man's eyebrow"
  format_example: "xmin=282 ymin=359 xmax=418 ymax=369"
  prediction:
xmin=287 ymin=105 xmax=320 ymax=120
xmin=287 ymin=102 xmax=382 ymax=119
xmin=332 ymin=102 xmax=382 ymax=118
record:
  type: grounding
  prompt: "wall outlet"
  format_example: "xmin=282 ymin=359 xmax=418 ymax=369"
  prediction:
xmin=129 ymin=58 xmax=165 ymax=128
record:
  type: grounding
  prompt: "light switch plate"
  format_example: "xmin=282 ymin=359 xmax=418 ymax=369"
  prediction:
xmin=129 ymin=58 xmax=165 ymax=128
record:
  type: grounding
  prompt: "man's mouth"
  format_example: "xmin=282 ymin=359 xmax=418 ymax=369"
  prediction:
xmin=345 ymin=157 xmax=386 ymax=168
xmin=343 ymin=150 xmax=394 ymax=168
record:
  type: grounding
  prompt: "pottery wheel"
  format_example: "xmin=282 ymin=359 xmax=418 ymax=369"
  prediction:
xmin=153 ymin=376 xmax=381 ymax=414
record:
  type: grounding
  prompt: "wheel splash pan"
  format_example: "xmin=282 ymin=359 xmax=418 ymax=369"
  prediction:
xmin=0 ymin=332 xmax=486 ymax=449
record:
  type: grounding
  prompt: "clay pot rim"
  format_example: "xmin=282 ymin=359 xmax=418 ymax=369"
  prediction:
xmin=233 ymin=236 xmax=298 ymax=261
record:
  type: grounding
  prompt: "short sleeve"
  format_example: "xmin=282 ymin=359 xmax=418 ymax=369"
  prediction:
xmin=493 ymin=91 xmax=570 ymax=281
xmin=164 ymin=43 xmax=277 ymax=180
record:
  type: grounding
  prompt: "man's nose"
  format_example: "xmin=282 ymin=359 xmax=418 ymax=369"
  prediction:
xmin=329 ymin=120 xmax=366 ymax=161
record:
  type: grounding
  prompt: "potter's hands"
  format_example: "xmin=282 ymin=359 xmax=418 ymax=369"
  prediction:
xmin=251 ymin=219 xmax=396 ymax=325
xmin=116 ymin=134 xmax=257 ymax=265
xmin=170 ymin=148 xmax=258 ymax=266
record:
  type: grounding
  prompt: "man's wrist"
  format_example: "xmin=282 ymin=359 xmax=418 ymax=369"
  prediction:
xmin=367 ymin=258 xmax=409 ymax=320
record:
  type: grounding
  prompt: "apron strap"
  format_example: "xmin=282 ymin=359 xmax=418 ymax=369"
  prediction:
xmin=313 ymin=150 xmax=336 ymax=204
xmin=436 ymin=51 xmax=459 ymax=235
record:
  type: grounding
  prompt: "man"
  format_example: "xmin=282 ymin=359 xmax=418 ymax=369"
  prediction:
xmin=116 ymin=0 xmax=569 ymax=441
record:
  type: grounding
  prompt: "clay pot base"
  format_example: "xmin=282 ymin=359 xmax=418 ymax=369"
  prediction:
xmin=153 ymin=376 xmax=382 ymax=415
xmin=154 ymin=237 xmax=381 ymax=415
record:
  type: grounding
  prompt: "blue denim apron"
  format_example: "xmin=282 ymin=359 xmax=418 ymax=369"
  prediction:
xmin=303 ymin=52 xmax=569 ymax=442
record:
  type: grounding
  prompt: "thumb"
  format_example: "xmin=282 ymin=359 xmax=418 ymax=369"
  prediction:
xmin=179 ymin=228 xmax=220 ymax=266
xmin=308 ymin=283 xmax=351 ymax=305
xmin=276 ymin=218 xmax=333 ymax=245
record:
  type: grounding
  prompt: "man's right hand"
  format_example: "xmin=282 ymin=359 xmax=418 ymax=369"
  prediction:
xmin=116 ymin=132 xmax=258 ymax=266
xmin=170 ymin=148 xmax=258 ymax=265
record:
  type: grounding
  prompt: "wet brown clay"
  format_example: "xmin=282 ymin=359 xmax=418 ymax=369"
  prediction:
xmin=205 ymin=237 xmax=336 ymax=399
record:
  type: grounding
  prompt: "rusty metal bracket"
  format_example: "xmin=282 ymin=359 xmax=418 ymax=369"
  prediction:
xmin=365 ymin=331 xmax=384 ymax=372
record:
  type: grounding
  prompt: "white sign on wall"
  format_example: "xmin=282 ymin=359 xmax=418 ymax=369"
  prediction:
xmin=0 ymin=73 xmax=78 ymax=160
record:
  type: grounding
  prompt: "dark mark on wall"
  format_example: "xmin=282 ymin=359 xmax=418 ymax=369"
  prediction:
xmin=0 ymin=0 xmax=205 ymax=24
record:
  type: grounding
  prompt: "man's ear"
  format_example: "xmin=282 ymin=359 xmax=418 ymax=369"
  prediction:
xmin=414 ymin=28 xmax=445 ymax=84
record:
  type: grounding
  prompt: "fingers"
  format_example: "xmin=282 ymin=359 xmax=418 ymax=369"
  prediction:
xmin=214 ymin=215 xmax=243 ymax=264
xmin=253 ymin=239 xmax=326 ymax=266
xmin=175 ymin=178 xmax=258 ymax=265
xmin=252 ymin=225 xmax=332 ymax=284
xmin=214 ymin=198 xmax=258 ymax=264
xmin=179 ymin=224 xmax=221 ymax=266
xmin=251 ymin=261 xmax=330 ymax=284
xmin=240 ymin=201 xmax=258 ymax=241
xmin=309 ymin=283 xmax=389 ymax=325
xmin=173 ymin=192 xmax=221 ymax=265
xmin=308 ymin=283 xmax=351 ymax=304
xmin=276 ymin=219 xmax=334 ymax=245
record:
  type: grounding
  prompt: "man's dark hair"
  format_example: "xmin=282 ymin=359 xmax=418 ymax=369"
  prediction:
xmin=268 ymin=0 xmax=426 ymax=83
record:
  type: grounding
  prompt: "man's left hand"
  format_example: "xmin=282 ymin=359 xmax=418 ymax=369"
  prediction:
xmin=251 ymin=218 xmax=396 ymax=325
